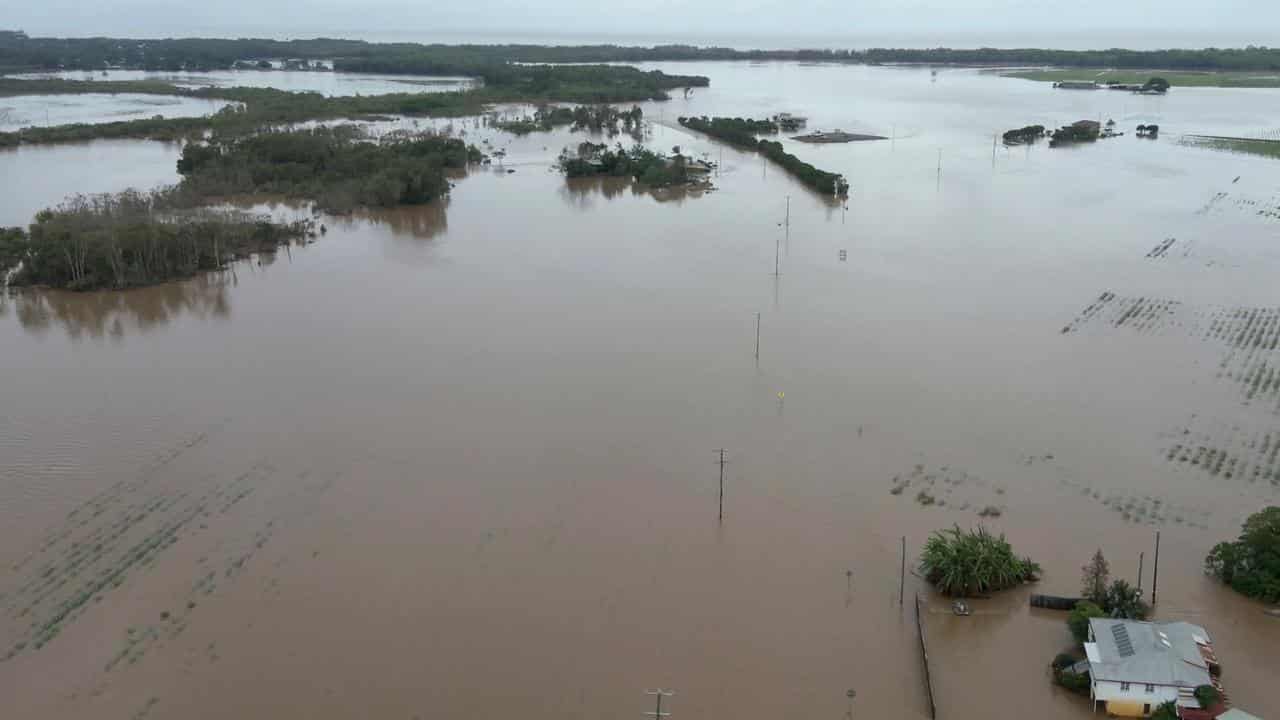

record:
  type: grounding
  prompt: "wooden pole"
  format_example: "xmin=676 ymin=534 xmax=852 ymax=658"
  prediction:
xmin=754 ymin=313 xmax=761 ymax=361
xmin=900 ymin=536 xmax=906 ymax=606
xmin=715 ymin=450 xmax=727 ymax=522
xmin=1138 ymin=552 xmax=1144 ymax=591
xmin=1151 ymin=530 xmax=1160 ymax=606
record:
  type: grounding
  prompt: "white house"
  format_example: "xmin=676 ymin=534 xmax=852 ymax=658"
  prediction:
xmin=1085 ymin=618 xmax=1219 ymax=717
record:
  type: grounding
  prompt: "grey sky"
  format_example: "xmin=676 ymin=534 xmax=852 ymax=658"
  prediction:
xmin=6 ymin=0 xmax=1280 ymax=48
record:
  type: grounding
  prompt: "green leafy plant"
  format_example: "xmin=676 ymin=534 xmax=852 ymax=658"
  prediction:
xmin=1194 ymin=684 xmax=1222 ymax=709
xmin=1067 ymin=601 xmax=1106 ymax=643
xmin=1104 ymin=579 xmax=1150 ymax=620
xmin=919 ymin=526 xmax=1039 ymax=597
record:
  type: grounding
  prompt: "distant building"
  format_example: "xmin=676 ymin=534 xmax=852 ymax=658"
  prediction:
xmin=1085 ymin=618 xmax=1222 ymax=718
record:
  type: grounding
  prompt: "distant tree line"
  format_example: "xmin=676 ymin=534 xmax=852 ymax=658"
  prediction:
xmin=7 ymin=33 xmax=1280 ymax=73
xmin=678 ymin=116 xmax=848 ymax=196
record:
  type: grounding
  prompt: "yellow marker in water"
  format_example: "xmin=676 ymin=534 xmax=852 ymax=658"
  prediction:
xmin=777 ymin=391 xmax=785 ymax=400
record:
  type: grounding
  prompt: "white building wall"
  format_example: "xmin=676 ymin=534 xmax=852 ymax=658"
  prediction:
xmin=1094 ymin=680 xmax=1179 ymax=715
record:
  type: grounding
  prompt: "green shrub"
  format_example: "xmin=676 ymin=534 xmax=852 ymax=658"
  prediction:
xmin=919 ymin=526 xmax=1039 ymax=597
xmin=1051 ymin=653 xmax=1076 ymax=671
xmin=1194 ymin=684 xmax=1222 ymax=709
xmin=1067 ymin=601 xmax=1106 ymax=643
xmin=1056 ymin=669 xmax=1090 ymax=694
xmin=1151 ymin=701 xmax=1178 ymax=720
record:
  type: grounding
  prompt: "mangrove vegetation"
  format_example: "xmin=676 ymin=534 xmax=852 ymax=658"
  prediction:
xmin=0 ymin=191 xmax=309 ymax=290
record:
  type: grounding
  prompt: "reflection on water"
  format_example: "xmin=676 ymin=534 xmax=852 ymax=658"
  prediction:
xmin=10 ymin=271 xmax=231 ymax=340
xmin=348 ymin=200 xmax=450 ymax=240
xmin=560 ymin=175 xmax=717 ymax=208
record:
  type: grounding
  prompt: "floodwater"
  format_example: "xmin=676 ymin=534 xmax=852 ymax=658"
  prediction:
xmin=8 ymin=69 xmax=477 ymax=97
xmin=2 ymin=64 xmax=1280 ymax=720
xmin=0 ymin=93 xmax=233 ymax=132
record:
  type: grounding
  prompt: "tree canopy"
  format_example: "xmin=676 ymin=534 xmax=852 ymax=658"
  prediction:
xmin=1205 ymin=506 xmax=1280 ymax=603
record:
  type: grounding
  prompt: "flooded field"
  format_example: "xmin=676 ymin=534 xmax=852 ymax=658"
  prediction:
xmin=0 ymin=93 xmax=233 ymax=132
xmin=8 ymin=69 xmax=477 ymax=97
xmin=2 ymin=64 xmax=1279 ymax=720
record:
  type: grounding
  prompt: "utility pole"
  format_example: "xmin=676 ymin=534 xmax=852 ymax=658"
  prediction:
xmin=1138 ymin=552 xmax=1144 ymax=592
xmin=992 ymin=133 xmax=997 ymax=166
xmin=900 ymin=536 xmax=906 ymax=606
xmin=644 ymin=689 xmax=674 ymax=720
xmin=754 ymin=312 xmax=761 ymax=361
xmin=1151 ymin=530 xmax=1161 ymax=606
xmin=714 ymin=450 xmax=727 ymax=522
xmin=774 ymin=230 xmax=781 ymax=276
xmin=785 ymin=195 xmax=791 ymax=228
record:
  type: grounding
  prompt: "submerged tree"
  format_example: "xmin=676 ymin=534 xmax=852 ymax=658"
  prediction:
xmin=1081 ymin=549 xmax=1111 ymax=606
xmin=1205 ymin=506 xmax=1280 ymax=603
xmin=919 ymin=526 xmax=1041 ymax=597
xmin=1104 ymin=579 xmax=1149 ymax=620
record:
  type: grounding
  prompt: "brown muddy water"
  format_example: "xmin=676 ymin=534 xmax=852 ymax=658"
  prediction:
xmin=2 ymin=64 xmax=1280 ymax=720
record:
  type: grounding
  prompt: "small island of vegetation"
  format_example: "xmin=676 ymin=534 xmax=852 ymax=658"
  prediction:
xmin=1002 ymin=124 xmax=1046 ymax=145
xmin=677 ymin=116 xmax=849 ymax=196
xmin=1 ymin=125 xmax=483 ymax=290
xmin=558 ymin=141 xmax=710 ymax=190
xmin=495 ymin=104 xmax=645 ymax=138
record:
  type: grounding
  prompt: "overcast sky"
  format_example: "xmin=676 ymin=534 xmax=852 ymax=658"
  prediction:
xmin=7 ymin=0 xmax=1280 ymax=49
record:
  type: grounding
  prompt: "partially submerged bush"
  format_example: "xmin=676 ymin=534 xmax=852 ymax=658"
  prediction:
xmin=1067 ymin=601 xmax=1106 ymax=643
xmin=919 ymin=526 xmax=1040 ymax=597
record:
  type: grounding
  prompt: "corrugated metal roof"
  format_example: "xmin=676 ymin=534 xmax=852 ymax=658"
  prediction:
xmin=1087 ymin=618 xmax=1212 ymax=687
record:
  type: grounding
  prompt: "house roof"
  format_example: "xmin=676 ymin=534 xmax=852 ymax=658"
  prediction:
xmin=1087 ymin=618 xmax=1212 ymax=687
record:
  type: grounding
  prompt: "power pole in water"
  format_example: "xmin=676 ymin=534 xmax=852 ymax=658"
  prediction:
xmin=899 ymin=536 xmax=906 ymax=606
xmin=714 ymin=450 xmax=728 ymax=522
xmin=754 ymin=313 xmax=761 ymax=361
xmin=1138 ymin=552 xmax=1144 ymax=591
xmin=1151 ymin=530 xmax=1161 ymax=606
xmin=645 ymin=689 xmax=674 ymax=720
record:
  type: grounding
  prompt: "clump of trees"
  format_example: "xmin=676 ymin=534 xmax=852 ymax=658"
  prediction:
xmin=1142 ymin=77 xmax=1171 ymax=93
xmin=1050 ymin=120 xmax=1102 ymax=146
xmin=1205 ymin=506 xmax=1280 ymax=603
xmin=558 ymin=141 xmax=695 ymax=188
xmin=919 ymin=526 xmax=1041 ymax=597
xmin=678 ymin=116 xmax=849 ymax=196
xmin=1002 ymin=125 xmax=1045 ymax=144
xmin=176 ymin=125 xmax=481 ymax=213
xmin=0 ymin=191 xmax=308 ymax=290
xmin=1079 ymin=549 xmax=1150 ymax=620
xmin=496 ymin=105 xmax=643 ymax=138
